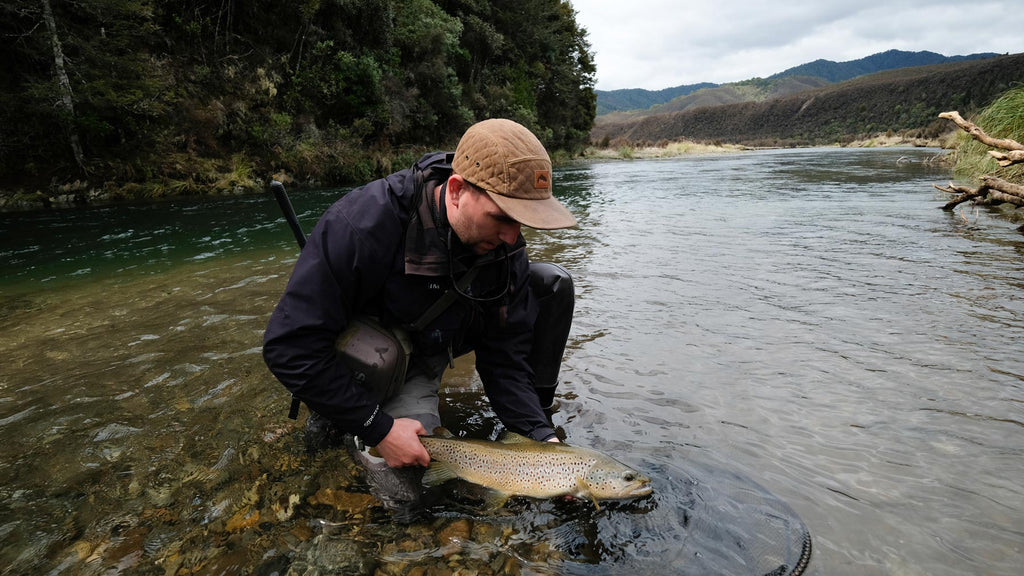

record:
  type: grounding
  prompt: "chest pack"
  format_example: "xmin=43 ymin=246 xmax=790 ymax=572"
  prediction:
xmin=270 ymin=172 xmax=478 ymax=420
xmin=325 ymin=264 xmax=479 ymax=414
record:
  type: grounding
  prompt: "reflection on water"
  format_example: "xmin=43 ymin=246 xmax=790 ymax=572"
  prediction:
xmin=1 ymin=147 xmax=1022 ymax=575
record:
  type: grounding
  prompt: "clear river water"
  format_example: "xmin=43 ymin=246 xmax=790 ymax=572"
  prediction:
xmin=1 ymin=147 xmax=1021 ymax=575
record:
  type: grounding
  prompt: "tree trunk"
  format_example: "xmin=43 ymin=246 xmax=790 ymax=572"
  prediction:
xmin=41 ymin=0 xmax=86 ymax=172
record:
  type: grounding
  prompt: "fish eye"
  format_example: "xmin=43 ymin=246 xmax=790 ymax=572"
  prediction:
xmin=624 ymin=473 xmax=636 ymax=482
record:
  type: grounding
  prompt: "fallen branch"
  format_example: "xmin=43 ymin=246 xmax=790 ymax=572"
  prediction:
xmin=935 ymin=182 xmax=988 ymax=210
xmin=934 ymin=176 xmax=1024 ymax=210
xmin=939 ymin=111 xmax=1024 ymax=155
xmin=935 ymin=110 xmax=1024 ymax=217
xmin=982 ymin=176 xmax=1024 ymax=206
xmin=989 ymin=149 xmax=1024 ymax=167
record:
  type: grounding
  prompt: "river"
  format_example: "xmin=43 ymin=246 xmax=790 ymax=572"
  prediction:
xmin=1 ymin=147 xmax=1021 ymax=575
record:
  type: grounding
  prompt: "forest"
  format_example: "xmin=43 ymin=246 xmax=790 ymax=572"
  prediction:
xmin=0 ymin=0 xmax=596 ymax=207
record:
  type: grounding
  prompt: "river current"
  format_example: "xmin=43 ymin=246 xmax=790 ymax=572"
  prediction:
xmin=1 ymin=147 xmax=1021 ymax=575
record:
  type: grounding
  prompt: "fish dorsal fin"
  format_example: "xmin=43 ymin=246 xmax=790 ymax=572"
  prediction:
xmin=422 ymin=461 xmax=459 ymax=487
xmin=498 ymin=432 xmax=534 ymax=445
xmin=430 ymin=426 xmax=455 ymax=438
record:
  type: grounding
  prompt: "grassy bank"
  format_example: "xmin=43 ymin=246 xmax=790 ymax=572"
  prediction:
xmin=950 ymin=85 xmax=1024 ymax=183
xmin=580 ymin=130 xmax=955 ymax=162
xmin=582 ymin=140 xmax=748 ymax=160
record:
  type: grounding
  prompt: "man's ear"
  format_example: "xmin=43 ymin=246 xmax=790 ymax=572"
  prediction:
xmin=447 ymin=174 xmax=468 ymax=208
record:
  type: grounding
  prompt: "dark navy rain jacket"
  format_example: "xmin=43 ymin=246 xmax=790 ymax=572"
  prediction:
xmin=262 ymin=152 xmax=554 ymax=446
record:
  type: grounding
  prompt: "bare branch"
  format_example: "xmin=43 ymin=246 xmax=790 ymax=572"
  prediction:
xmin=987 ymin=190 xmax=1024 ymax=207
xmin=982 ymin=176 xmax=1024 ymax=200
xmin=989 ymin=149 xmax=1024 ymax=167
xmin=936 ymin=176 xmax=1024 ymax=210
xmin=935 ymin=110 xmax=1024 ymax=217
xmin=938 ymin=111 xmax=1024 ymax=152
xmin=935 ymin=182 xmax=988 ymax=210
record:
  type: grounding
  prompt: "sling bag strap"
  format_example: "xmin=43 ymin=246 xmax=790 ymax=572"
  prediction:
xmin=404 ymin=266 xmax=479 ymax=332
xmin=287 ymin=266 xmax=480 ymax=420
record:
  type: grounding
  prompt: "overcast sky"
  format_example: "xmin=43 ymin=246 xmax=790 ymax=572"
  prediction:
xmin=570 ymin=0 xmax=1024 ymax=91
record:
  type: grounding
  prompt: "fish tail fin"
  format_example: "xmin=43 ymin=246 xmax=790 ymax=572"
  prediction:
xmin=422 ymin=461 xmax=459 ymax=487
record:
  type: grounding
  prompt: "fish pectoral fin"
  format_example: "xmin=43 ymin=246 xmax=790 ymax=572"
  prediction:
xmin=481 ymin=488 xmax=510 ymax=510
xmin=575 ymin=478 xmax=601 ymax=511
xmin=422 ymin=461 xmax=459 ymax=487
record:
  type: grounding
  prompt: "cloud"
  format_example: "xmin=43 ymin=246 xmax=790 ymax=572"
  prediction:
xmin=570 ymin=0 xmax=1024 ymax=90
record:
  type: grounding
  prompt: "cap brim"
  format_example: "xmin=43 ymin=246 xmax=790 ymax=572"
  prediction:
xmin=486 ymin=192 xmax=578 ymax=230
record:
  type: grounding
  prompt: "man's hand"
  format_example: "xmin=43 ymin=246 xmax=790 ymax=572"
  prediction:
xmin=375 ymin=418 xmax=430 ymax=468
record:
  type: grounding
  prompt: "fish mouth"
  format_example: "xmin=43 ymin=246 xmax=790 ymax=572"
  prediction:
xmin=630 ymin=484 xmax=654 ymax=497
xmin=625 ymin=478 xmax=653 ymax=497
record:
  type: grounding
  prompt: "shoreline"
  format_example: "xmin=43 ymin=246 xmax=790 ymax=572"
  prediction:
xmin=0 ymin=136 xmax=953 ymax=212
xmin=581 ymin=133 xmax=952 ymax=161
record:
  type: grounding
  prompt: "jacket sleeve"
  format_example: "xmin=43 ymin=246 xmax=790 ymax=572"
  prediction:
xmin=262 ymin=183 xmax=402 ymax=446
xmin=473 ymin=251 xmax=557 ymax=441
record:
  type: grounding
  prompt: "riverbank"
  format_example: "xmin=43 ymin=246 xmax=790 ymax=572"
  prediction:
xmin=582 ymin=132 xmax=954 ymax=161
xmin=0 ymin=135 xmax=953 ymax=212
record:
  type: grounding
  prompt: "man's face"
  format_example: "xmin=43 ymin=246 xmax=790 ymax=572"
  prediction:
xmin=447 ymin=177 xmax=523 ymax=255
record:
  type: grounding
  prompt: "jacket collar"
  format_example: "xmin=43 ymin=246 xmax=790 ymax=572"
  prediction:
xmin=404 ymin=176 xmax=525 ymax=277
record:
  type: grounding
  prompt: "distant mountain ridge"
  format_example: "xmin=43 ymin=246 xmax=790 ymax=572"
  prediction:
xmin=595 ymin=83 xmax=717 ymax=115
xmin=770 ymin=49 xmax=1000 ymax=83
xmin=596 ymin=49 xmax=1000 ymax=116
xmin=589 ymin=52 xmax=1024 ymax=148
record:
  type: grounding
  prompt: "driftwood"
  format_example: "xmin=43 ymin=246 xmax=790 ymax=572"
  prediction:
xmin=934 ymin=111 xmax=1024 ymax=211
xmin=938 ymin=111 xmax=1024 ymax=154
xmin=989 ymin=149 xmax=1024 ymax=168
xmin=936 ymin=176 xmax=1024 ymax=209
xmin=983 ymin=176 xmax=1024 ymax=206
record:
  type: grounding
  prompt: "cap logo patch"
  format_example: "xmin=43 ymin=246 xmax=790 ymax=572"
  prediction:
xmin=534 ymin=170 xmax=551 ymax=189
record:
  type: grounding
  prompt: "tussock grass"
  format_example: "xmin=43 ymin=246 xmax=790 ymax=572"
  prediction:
xmin=584 ymin=140 xmax=745 ymax=160
xmin=953 ymin=85 xmax=1024 ymax=182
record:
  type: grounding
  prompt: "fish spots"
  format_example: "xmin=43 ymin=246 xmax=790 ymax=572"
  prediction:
xmin=419 ymin=435 xmax=651 ymax=504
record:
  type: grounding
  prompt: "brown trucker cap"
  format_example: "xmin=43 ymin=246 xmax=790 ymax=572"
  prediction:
xmin=452 ymin=119 xmax=577 ymax=230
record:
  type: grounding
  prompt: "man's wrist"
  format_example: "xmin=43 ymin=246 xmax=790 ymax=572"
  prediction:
xmin=528 ymin=426 xmax=558 ymax=442
xmin=361 ymin=408 xmax=394 ymax=446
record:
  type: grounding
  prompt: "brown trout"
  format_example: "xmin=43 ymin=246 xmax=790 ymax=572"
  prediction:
xmin=419 ymin=430 xmax=652 ymax=509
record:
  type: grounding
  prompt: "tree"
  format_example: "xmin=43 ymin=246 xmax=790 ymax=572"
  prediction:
xmin=438 ymin=0 xmax=596 ymax=151
xmin=40 ymin=0 xmax=85 ymax=172
xmin=0 ymin=0 xmax=599 ymax=198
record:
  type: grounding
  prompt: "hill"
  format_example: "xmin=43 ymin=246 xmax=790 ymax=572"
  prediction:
xmin=599 ymin=76 xmax=831 ymax=124
xmin=771 ymin=49 xmax=1000 ymax=83
xmin=595 ymin=49 xmax=1001 ymax=117
xmin=596 ymin=83 xmax=717 ymax=115
xmin=589 ymin=52 xmax=1024 ymax=147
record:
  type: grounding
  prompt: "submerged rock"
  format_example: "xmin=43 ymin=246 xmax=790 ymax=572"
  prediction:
xmin=307 ymin=488 xmax=378 ymax=515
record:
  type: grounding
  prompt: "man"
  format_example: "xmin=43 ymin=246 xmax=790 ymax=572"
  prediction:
xmin=263 ymin=118 xmax=576 ymax=470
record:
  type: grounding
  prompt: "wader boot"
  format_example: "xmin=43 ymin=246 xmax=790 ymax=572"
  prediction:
xmin=527 ymin=262 xmax=575 ymax=414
